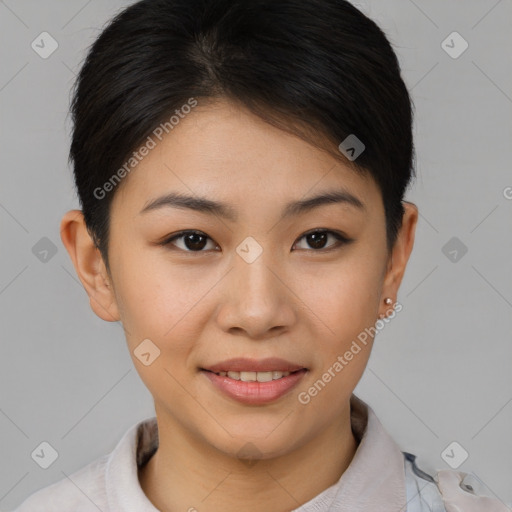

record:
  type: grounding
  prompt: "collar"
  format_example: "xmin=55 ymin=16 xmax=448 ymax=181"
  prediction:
xmin=105 ymin=394 xmax=406 ymax=511
xmin=291 ymin=394 xmax=407 ymax=511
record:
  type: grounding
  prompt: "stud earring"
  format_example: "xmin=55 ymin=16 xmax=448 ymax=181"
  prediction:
xmin=378 ymin=297 xmax=393 ymax=319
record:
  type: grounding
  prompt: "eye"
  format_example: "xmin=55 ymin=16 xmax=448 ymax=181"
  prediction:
xmin=161 ymin=230 xmax=219 ymax=252
xmin=293 ymin=229 xmax=352 ymax=252
xmin=160 ymin=228 xmax=352 ymax=253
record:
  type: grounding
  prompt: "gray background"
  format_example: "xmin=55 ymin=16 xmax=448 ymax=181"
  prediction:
xmin=1 ymin=0 xmax=511 ymax=509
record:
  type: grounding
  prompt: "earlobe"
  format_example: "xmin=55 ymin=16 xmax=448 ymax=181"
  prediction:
xmin=59 ymin=209 xmax=120 ymax=322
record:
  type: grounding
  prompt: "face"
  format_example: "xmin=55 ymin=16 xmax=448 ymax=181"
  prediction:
xmin=65 ymin=98 xmax=415 ymax=461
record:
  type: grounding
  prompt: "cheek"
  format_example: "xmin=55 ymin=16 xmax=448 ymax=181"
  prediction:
xmin=297 ymin=252 xmax=383 ymax=392
xmin=299 ymin=254 xmax=382 ymax=335
xmin=112 ymin=250 xmax=207 ymax=353
xmin=112 ymin=256 xmax=208 ymax=400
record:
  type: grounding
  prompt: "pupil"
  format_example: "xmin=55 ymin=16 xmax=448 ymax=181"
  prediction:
xmin=308 ymin=232 xmax=327 ymax=249
xmin=185 ymin=233 xmax=206 ymax=251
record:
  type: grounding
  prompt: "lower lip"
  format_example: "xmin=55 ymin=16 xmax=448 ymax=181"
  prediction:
xmin=201 ymin=369 xmax=308 ymax=405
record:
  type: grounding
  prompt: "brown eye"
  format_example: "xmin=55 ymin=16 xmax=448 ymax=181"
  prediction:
xmin=160 ymin=228 xmax=352 ymax=254
xmin=162 ymin=230 xmax=218 ymax=252
xmin=293 ymin=229 xmax=352 ymax=251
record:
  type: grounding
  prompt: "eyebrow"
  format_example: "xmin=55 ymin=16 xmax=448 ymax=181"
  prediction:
xmin=139 ymin=189 xmax=365 ymax=221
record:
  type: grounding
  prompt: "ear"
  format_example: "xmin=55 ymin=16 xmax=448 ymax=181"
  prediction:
xmin=380 ymin=201 xmax=418 ymax=310
xmin=59 ymin=210 xmax=120 ymax=322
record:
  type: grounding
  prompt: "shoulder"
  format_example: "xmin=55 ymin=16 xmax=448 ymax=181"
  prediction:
xmin=9 ymin=454 xmax=109 ymax=512
xmin=9 ymin=417 xmax=155 ymax=512
xmin=403 ymin=452 xmax=511 ymax=512
xmin=434 ymin=469 xmax=511 ymax=512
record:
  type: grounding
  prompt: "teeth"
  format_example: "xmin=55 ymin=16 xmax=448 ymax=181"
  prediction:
xmin=220 ymin=370 xmax=292 ymax=381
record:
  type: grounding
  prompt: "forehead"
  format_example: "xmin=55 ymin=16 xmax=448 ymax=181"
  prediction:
xmin=112 ymin=99 xmax=381 ymax=219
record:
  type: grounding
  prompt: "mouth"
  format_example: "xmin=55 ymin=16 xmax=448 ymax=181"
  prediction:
xmin=201 ymin=368 xmax=306 ymax=382
xmin=200 ymin=357 xmax=308 ymax=375
xmin=199 ymin=359 xmax=309 ymax=405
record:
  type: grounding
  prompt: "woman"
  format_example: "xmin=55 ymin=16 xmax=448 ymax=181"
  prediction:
xmin=12 ymin=0 xmax=509 ymax=510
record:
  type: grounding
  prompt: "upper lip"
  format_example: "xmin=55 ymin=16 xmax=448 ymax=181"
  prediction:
xmin=201 ymin=357 xmax=307 ymax=373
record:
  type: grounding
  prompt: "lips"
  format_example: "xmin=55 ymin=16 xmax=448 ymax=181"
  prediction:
xmin=201 ymin=357 xmax=307 ymax=374
xmin=201 ymin=366 xmax=308 ymax=405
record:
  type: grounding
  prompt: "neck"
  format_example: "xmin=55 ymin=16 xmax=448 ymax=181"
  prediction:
xmin=138 ymin=402 xmax=359 ymax=512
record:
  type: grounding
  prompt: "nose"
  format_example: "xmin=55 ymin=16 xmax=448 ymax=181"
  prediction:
xmin=215 ymin=247 xmax=296 ymax=339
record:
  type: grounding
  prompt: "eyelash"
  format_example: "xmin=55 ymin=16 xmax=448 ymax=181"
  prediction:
xmin=159 ymin=228 xmax=353 ymax=254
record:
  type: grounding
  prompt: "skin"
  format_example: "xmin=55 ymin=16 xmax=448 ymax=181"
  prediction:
xmin=60 ymin=98 xmax=418 ymax=512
